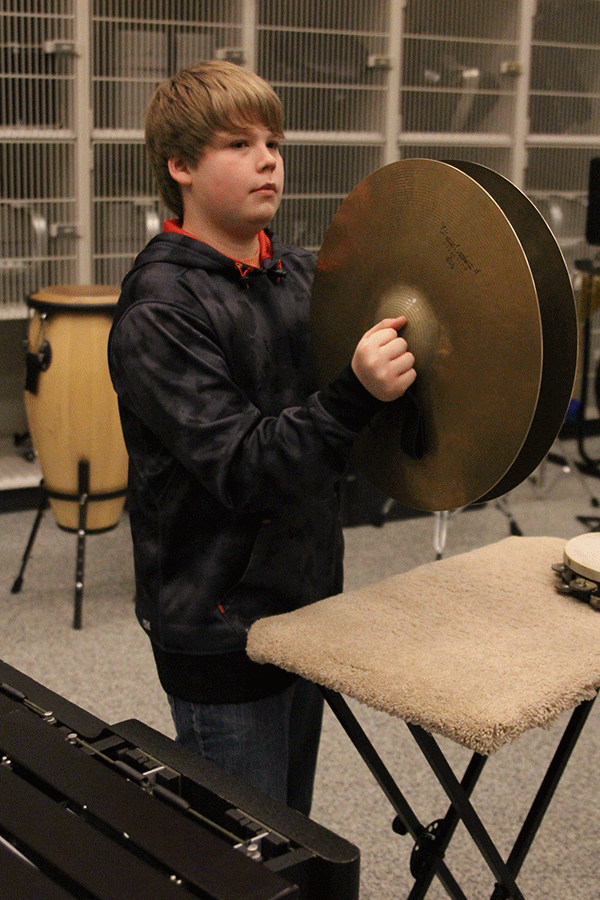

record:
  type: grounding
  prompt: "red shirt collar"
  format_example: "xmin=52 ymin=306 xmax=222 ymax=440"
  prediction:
xmin=163 ymin=219 xmax=272 ymax=266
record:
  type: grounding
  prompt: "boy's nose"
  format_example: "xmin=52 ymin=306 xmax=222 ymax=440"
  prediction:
xmin=258 ymin=145 xmax=277 ymax=168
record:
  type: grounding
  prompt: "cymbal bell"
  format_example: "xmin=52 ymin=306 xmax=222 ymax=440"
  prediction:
xmin=311 ymin=159 xmax=576 ymax=511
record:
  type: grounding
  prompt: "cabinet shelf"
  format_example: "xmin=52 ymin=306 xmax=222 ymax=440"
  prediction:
xmin=528 ymin=134 xmax=600 ymax=146
xmin=0 ymin=438 xmax=41 ymax=492
xmin=0 ymin=128 xmax=74 ymax=141
xmin=398 ymin=132 xmax=513 ymax=146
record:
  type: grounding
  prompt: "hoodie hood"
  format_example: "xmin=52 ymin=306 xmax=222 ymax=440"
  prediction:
xmin=120 ymin=229 xmax=286 ymax=294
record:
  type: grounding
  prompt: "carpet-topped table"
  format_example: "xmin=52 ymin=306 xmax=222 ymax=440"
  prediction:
xmin=247 ymin=535 xmax=600 ymax=899
xmin=248 ymin=536 xmax=600 ymax=754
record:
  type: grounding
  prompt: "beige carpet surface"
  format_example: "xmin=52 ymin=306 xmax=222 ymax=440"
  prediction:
xmin=247 ymin=536 xmax=600 ymax=754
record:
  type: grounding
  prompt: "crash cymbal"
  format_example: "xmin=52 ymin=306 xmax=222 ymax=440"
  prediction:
xmin=446 ymin=161 xmax=577 ymax=502
xmin=311 ymin=158 xmax=575 ymax=511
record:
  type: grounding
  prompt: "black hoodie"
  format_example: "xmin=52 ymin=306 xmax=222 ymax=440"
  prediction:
xmin=108 ymin=229 xmax=382 ymax=701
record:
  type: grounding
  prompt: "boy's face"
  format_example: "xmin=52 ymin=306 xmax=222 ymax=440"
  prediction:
xmin=170 ymin=123 xmax=284 ymax=247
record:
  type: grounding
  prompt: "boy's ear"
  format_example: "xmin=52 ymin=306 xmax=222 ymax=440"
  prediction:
xmin=168 ymin=156 xmax=193 ymax=186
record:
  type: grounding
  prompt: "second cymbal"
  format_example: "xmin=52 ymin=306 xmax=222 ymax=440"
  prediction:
xmin=311 ymin=158 xmax=573 ymax=511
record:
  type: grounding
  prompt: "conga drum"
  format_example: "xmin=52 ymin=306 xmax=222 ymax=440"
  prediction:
xmin=24 ymin=284 xmax=128 ymax=533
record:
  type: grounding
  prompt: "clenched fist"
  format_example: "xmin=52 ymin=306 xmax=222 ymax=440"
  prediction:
xmin=351 ymin=316 xmax=417 ymax=401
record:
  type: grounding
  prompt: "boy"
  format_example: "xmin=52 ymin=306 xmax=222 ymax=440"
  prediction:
xmin=108 ymin=60 xmax=415 ymax=815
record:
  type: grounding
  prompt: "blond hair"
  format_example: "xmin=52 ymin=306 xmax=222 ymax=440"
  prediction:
xmin=145 ymin=60 xmax=284 ymax=220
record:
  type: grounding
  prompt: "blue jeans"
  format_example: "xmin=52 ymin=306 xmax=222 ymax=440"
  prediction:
xmin=168 ymin=677 xmax=323 ymax=816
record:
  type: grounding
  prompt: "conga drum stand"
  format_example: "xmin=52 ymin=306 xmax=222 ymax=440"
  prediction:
xmin=11 ymin=462 xmax=127 ymax=629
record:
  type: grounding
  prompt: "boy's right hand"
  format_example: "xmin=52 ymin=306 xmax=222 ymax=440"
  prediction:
xmin=351 ymin=316 xmax=416 ymax=401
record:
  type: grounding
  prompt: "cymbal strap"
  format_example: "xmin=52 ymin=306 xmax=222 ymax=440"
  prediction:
xmin=399 ymin=388 xmax=425 ymax=461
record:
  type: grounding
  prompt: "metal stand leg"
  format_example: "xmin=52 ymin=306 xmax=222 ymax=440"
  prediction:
xmin=530 ymin=438 xmax=600 ymax=508
xmin=11 ymin=461 xmax=124 ymax=628
xmin=494 ymin=495 xmax=524 ymax=537
xmin=433 ymin=509 xmax=467 ymax=560
xmin=556 ymin=438 xmax=600 ymax=508
xmin=11 ymin=481 xmax=47 ymax=594
xmin=72 ymin=460 xmax=89 ymax=630
xmin=408 ymin=724 xmax=524 ymax=900
xmin=321 ymin=687 xmax=481 ymax=900
xmin=489 ymin=694 xmax=596 ymax=898
xmin=321 ymin=686 xmax=597 ymax=900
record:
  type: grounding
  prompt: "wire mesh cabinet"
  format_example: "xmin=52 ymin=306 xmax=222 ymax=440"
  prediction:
xmin=1 ymin=0 xmax=404 ymax=308
xmin=398 ymin=0 xmax=525 ymax=178
xmin=257 ymin=0 xmax=402 ymax=252
xmin=92 ymin=0 xmax=402 ymax=266
xmin=91 ymin=0 xmax=247 ymax=285
xmin=3 ymin=0 xmax=600 ymax=309
xmin=2 ymin=0 xmax=600 ymax=462
xmin=526 ymin=0 xmax=600 ymax=274
xmin=1 ymin=0 xmax=79 ymax=321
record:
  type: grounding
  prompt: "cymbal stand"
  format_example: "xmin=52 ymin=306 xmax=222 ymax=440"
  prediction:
xmin=433 ymin=511 xmax=448 ymax=559
xmin=494 ymin=495 xmax=524 ymax=537
xmin=432 ymin=509 xmax=472 ymax=560
xmin=433 ymin=499 xmax=527 ymax=560
xmin=528 ymin=437 xmax=600 ymax=509
xmin=573 ymin=258 xmax=600 ymax=473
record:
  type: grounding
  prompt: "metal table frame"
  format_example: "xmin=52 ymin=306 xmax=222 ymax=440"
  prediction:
xmin=321 ymin=686 xmax=597 ymax=900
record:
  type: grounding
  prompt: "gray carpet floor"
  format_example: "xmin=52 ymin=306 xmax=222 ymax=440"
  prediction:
xmin=2 ymin=439 xmax=600 ymax=899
